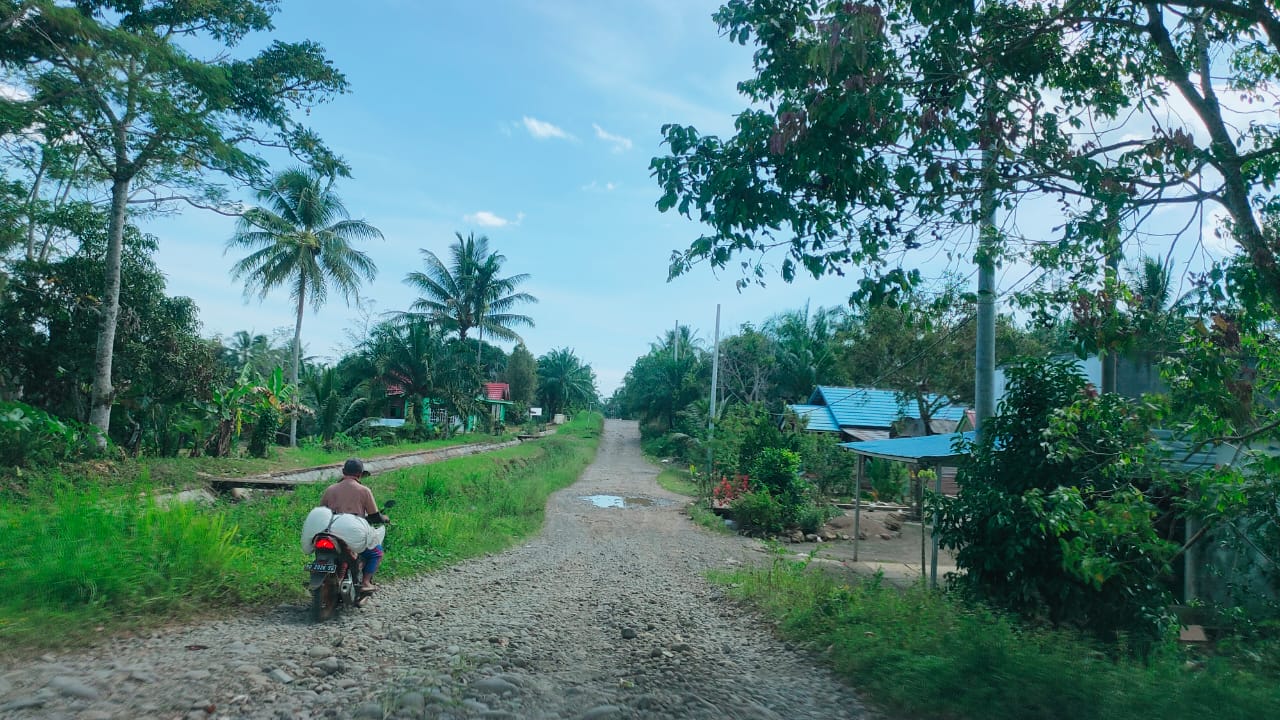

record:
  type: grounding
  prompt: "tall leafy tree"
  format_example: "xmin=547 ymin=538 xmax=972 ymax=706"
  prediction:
xmin=0 ymin=0 xmax=349 ymax=444
xmin=403 ymin=232 xmax=537 ymax=353
xmin=503 ymin=342 xmax=538 ymax=406
xmin=227 ymin=168 xmax=381 ymax=446
xmin=616 ymin=346 xmax=708 ymax=430
xmin=652 ymin=1 xmax=1280 ymax=310
xmin=716 ymin=325 xmax=777 ymax=405
xmin=536 ymin=348 xmax=598 ymax=417
xmin=0 ymin=226 xmax=220 ymax=445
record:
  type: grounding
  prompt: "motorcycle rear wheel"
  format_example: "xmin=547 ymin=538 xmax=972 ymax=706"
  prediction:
xmin=311 ymin=574 xmax=338 ymax=622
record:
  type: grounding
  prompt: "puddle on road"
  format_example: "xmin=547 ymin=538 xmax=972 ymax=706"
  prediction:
xmin=579 ymin=494 xmax=671 ymax=509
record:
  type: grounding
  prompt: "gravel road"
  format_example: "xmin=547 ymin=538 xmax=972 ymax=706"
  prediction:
xmin=2 ymin=420 xmax=873 ymax=720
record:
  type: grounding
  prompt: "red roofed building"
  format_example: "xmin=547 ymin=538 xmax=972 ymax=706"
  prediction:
xmin=481 ymin=382 xmax=514 ymax=426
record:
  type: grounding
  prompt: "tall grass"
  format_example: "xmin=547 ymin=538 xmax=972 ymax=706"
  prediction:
xmin=4 ymin=429 xmax=515 ymax=499
xmin=716 ymin=556 xmax=1280 ymax=720
xmin=2 ymin=415 xmax=600 ymax=650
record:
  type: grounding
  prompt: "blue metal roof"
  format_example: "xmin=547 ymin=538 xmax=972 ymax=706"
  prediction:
xmin=788 ymin=404 xmax=840 ymax=432
xmin=809 ymin=386 xmax=967 ymax=428
xmin=840 ymin=431 xmax=975 ymax=464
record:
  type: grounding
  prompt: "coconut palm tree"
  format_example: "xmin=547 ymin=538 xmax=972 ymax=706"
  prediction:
xmin=403 ymin=232 xmax=537 ymax=359
xmin=227 ymin=168 xmax=382 ymax=446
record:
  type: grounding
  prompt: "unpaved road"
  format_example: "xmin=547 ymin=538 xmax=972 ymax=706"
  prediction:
xmin=2 ymin=420 xmax=872 ymax=719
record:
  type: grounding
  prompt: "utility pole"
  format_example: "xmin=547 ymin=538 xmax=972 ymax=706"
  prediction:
xmin=1101 ymin=211 xmax=1121 ymax=394
xmin=706 ymin=304 xmax=721 ymax=492
xmin=673 ymin=320 xmax=679 ymax=362
xmin=975 ymin=74 xmax=997 ymax=437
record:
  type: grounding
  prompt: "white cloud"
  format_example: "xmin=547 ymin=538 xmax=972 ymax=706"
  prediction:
xmin=581 ymin=180 xmax=618 ymax=192
xmin=592 ymin=123 xmax=633 ymax=152
xmin=464 ymin=210 xmax=524 ymax=228
xmin=0 ymin=81 xmax=30 ymax=101
xmin=522 ymin=116 xmax=573 ymax=140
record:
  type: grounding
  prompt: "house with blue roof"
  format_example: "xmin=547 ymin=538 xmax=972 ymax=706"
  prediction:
xmin=787 ymin=386 xmax=970 ymax=442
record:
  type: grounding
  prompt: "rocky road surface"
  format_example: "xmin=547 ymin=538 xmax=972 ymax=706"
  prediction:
xmin=2 ymin=420 xmax=872 ymax=719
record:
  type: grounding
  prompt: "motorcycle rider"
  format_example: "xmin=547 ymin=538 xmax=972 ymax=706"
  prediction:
xmin=320 ymin=459 xmax=387 ymax=593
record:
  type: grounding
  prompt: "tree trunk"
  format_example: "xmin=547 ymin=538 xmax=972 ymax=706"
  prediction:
xmin=88 ymin=176 xmax=131 ymax=447
xmin=291 ymin=275 xmax=305 ymax=447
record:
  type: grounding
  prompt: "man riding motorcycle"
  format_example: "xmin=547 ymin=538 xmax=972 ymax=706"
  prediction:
xmin=320 ymin=458 xmax=387 ymax=593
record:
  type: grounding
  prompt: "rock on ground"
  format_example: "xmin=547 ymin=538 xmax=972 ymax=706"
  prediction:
xmin=0 ymin=420 xmax=878 ymax=719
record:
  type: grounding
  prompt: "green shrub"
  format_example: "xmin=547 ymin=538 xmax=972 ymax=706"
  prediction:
xmin=246 ymin=407 xmax=279 ymax=458
xmin=796 ymin=503 xmax=839 ymax=533
xmin=751 ymin=447 xmax=806 ymax=504
xmin=717 ymin=557 xmax=1280 ymax=720
xmin=935 ymin=358 xmax=1176 ymax=650
xmin=0 ymin=401 xmax=103 ymax=468
xmin=866 ymin=458 xmax=909 ymax=501
xmin=732 ymin=489 xmax=787 ymax=535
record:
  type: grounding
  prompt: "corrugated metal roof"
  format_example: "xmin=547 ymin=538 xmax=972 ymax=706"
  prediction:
xmin=483 ymin=382 xmax=511 ymax=401
xmin=840 ymin=431 xmax=975 ymax=464
xmin=788 ymin=404 xmax=840 ymax=432
xmin=843 ymin=428 xmax=891 ymax=442
xmin=809 ymin=386 xmax=967 ymax=428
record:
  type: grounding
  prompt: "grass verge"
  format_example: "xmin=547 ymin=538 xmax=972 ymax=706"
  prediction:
xmin=5 ymin=430 xmax=517 ymax=498
xmin=715 ymin=554 xmax=1280 ymax=720
xmin=1 ymin=414 xmax=600 ymax=651
xmin=656 ymin=467 xmax=699 ymax=496
xmin=655 ymin=467 xmax=733 ymax=535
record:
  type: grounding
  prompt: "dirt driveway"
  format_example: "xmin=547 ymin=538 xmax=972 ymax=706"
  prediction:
xmin=1 ymin=420 xmax=874 ymax=719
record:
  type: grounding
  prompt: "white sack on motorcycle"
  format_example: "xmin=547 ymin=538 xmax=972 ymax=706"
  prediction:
xmin=301 ymin=506 xmax=385 ymax=554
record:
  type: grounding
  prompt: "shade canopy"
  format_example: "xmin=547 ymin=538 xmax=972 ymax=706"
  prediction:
xmin=840 ymin=431 xmax=975 ymax=465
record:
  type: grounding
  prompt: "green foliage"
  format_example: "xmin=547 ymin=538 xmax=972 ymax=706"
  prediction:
xmin=795 ymin=429 xmax=857 ymax=496
xmin=246 ymin=406 xmax=279 ymax=458
xmin=751 ymin=447 xmax=808 ymax=511
xmin=653 ymin=0 xmax=1280 ymax=311
xmin=655 ymin=467 xmax=699 ymax=497
xmin=935 ymin=358 xmax=1176 ymax=648
xmin=0 ymin=230 xmax=223 ymax=448
xmin=536 ymin=347 xmax=598 ymax=417
xmin=0 ymin=401 xmax=102 ymax=469
xmin=504 ymin=342 xmax=538 ymax=406
xmin=2 ymin=481 xmax=250 ymax=636
xmin=796 ymin=503 xmax=839 ymax=534
xmin=2 ymin=0 xmax=350 ymax=438
xmin=716 ymin=558 xmax=1280 ymax=720
xmin=402 ymin=232 xmax=536 ymax=347
xmin=730 ymin=490 xmax=788 ymax=536
xmin=866 ymin=458 xmax=909 ymax=502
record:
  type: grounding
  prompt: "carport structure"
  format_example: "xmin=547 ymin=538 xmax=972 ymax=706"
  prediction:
xmin=840 ymin=431 xmax=974 ymax=587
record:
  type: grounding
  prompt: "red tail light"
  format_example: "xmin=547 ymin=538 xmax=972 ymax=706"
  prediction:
xmin=314 ymin=536 xmax=336 ymax=551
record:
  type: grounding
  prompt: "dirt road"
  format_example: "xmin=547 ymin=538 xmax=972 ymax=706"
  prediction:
xmin=2 ymin=420 xmax=872 ymax=719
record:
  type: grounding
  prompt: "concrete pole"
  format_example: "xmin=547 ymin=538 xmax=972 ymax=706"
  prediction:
xmin=853 ymin=455 xmax=865 ymax=562
xmin=930 ymin=463 xmax=942 ymax=589
xmin=975 ymin=93 xmax=997 ymax=438
xmin=706 ymin=305 xmax=721 ymax=490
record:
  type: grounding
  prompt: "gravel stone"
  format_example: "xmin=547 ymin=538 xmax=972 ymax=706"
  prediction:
xmin=48 ymin=676 xmax=98 ymax=700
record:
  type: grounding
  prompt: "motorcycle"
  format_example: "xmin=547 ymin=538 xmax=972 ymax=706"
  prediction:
xmin=305 ymin=500 xmax=395 ymax=622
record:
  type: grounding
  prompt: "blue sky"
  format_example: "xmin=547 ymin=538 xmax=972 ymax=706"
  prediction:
xmin=147 ymin=0 xmax=868 ymax=394
xmin=145 ymin=0 xmax=1235 ymax=395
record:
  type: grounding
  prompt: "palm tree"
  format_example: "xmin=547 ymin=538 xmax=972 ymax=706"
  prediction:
xmin=764 ymin=302 xmax=847 ymax=401
xmin=303 ymin=366 xmax=367 ymax=443
xmin=403 ymin=232 xmax=537 ymax=359
xmin=536 ymin=348 xmax=598 ymax=417
xmin=227 ymin=168 xmax=382 ymax=446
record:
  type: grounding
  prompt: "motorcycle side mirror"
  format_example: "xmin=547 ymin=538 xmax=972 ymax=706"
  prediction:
xmin=382 ymin=500 xmax=397 ymax=510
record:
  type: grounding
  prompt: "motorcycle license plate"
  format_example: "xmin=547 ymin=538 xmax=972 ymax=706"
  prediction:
xmin=306 ymin=562 xmax=337 ymax=573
